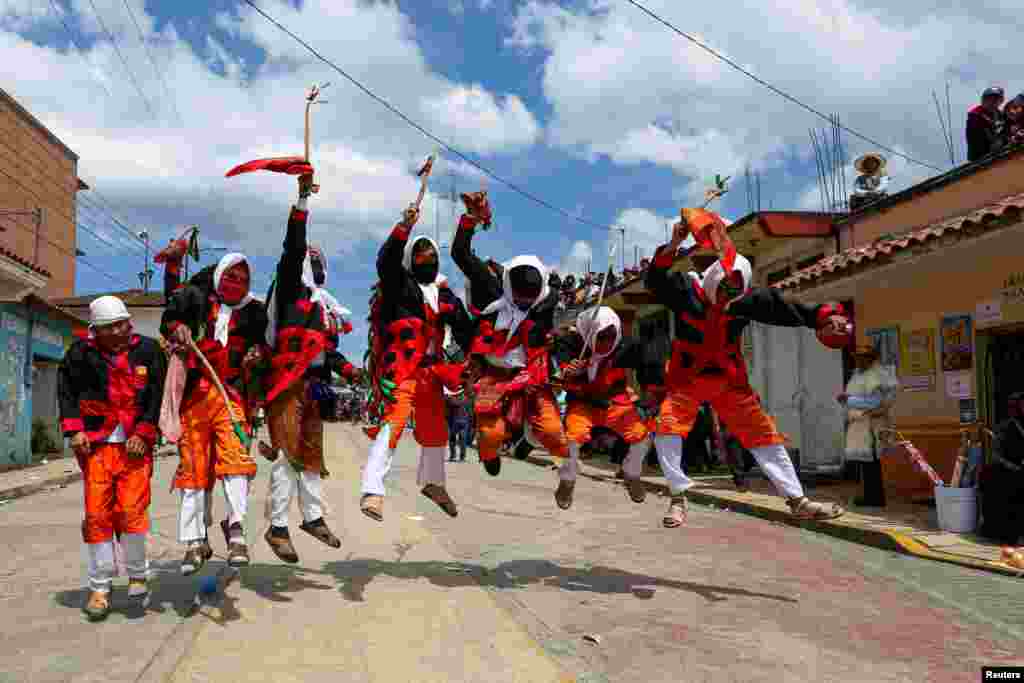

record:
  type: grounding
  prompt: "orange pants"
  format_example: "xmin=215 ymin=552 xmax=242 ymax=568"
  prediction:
xmin=377 ymin=367 xmax=448 ymax=449
xmin=659 ymin=375 xmax=784 ymax=449
xmin=267 ymin=379 xmax=325 ymax=473
xmin=476 ymin=384 xmax=568 ymax=461
xmin=565 ymin=398 xmax=649 ymax=445
xmin=80 ymin=443 xmax=153 ymax=543
xmin=173 ymin=382 xmax=256 ymax=490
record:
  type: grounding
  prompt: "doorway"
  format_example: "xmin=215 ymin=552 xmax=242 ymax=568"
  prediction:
xmin=985 ymin=330 xmax=1024 ymax=424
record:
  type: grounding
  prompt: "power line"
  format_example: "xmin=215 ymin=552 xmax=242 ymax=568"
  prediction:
xmin=77 ymin=190 xmax=148 ymax=247
xmin=0 ymin=214 xmax=134 ymax=287
xmin=240 ymin=0 xmax=636 ymax=237
xmin=119 ymin=0 xmax=183 ymax=126
xmin=47 ymin=0 xmax=112 ymax=97
xmin=621 ymin=0 xmax=946 ymax=173
xmin=78 ymin=215 xmax=146 ymax=257
xmin=85 ymin=0 xmax=158 ymax=121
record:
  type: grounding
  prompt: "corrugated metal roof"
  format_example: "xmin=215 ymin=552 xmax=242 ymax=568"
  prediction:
xmin=774 ymin=193 xmax=1024 ymax=290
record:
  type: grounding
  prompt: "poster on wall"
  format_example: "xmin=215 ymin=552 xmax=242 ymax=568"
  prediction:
xmin=899 ymin=328 xmax=936 ymax=391
xmin=975 ymin=299 xmax=1002 ymax=328
xmin=865 ymin=326 xmax=900 ymax=372
xmin=945 ymin=371 xmax=973 ymax=399
xmin=959 ymin=398 xmax=977 ymax=424
xmin=940 ymin=314 xmax=973 ymax=372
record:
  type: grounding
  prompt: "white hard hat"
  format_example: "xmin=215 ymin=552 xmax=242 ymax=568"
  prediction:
xmin=89 ymin=295 xmax=131 ymax=327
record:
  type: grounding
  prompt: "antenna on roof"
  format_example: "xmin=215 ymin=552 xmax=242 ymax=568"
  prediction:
xmin=932 ymin=89 xmax=955 ymax=167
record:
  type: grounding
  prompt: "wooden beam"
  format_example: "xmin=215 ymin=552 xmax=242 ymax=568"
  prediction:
xmin=622 ymin=292 xmax=659 ymax=306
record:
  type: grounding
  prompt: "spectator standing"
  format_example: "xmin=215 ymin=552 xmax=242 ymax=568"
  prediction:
xmin=979 ymin=392 xmax=1024 ymax=545
xmin=966 ymin=86 xmax=1006 ymax=162
xmin=1004 ymin=94 xmax=1024 ymax=148
xmin=445 ymin=387 xmax=472 ymax=463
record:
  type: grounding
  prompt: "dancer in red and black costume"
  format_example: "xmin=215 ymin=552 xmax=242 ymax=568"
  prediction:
xmin=158 ymin=243 xmax=267 ymax=574
xmin=645 ymin=209 xmax=849 ymax=527
xmin=553 ymin=306 xmax=655 ymax=509
xmin=451 ymin=192 xmax=569 ymax=487
xmin=360 ymin=203 xmax=475 ymax=522
xmin=261 ymin=172 xmax=346 ymax=563
xmin=59 ymin=296 xmax=166 ymax=621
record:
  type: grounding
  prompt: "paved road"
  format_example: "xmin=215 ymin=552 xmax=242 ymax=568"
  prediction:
xmin=0 ymin=424 xmax=1021 ymax=682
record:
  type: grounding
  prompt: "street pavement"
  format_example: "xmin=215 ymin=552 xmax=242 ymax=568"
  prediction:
xmin=0 ymin=423 xmax=1022 ymax=682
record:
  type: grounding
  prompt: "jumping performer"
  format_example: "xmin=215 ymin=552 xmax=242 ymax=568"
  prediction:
xmin=59 ymin=296 xmax=166 ymax=621
xmin=451 ymin=192 xmax=569 ymax=486
xmin=645 ymin=209 xmax=848 ymax=527
xmin=554 ymin=306 xmax=654 ymax=509
xmin=261 ymin=173 xmax=346 ymax=563
xmin=160 ymin=246 xmax=267 ymax=574
xmin=361 ymin=202 xmax=474 ymax=522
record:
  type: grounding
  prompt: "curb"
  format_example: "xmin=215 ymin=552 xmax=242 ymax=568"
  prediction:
xmin=0 ymin=472 xmax=82 ymax=503
xmin=519 ymin=454 xmax=1023 ymax=579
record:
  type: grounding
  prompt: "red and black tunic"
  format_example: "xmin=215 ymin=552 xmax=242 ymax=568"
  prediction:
xmin=372 ymin=221 xmax=474 ymax=388
xmin=450 ymin=217 xmax=557 ymax=387
xmin=644 ymin=244 xmax=843 ymax=388
xmin=555 ymin=333 xmax=652 ymax=408
xmin=58 ymin=335 xmax=166 ymax=446
xmin=160 ymin=264 xmax=269 ymax=404
xmin=264 ymin=206 xmax=338 ymax=404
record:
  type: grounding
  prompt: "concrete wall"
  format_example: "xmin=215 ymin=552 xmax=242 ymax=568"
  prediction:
xmin=0 ymin=304 xmax=72 ymax=465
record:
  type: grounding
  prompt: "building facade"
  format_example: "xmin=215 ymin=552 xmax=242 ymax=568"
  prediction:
xmin=54 ymin=290 xmax=166 ymax=341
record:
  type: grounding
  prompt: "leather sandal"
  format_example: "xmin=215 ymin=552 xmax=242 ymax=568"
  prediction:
xmin=83 ymin=590 xmax=111 ymax=621
xmin=300 ymin=518 xmax=342 ymax=548
xmin=264 ymin=527 xmax=299 ymax=564
xmin=624 ymin=477 xmax=647 ymax=503
xmin=788 ymin=497 xmax=844 ymax=520
xmin=421 ymin=484 xmax=458 ymax=518
xmin=555 ymin=480 xmax=575 ymax=510
xmin=663 ymin=495 xmax=688 ymax=528
xmin=361 ymin=494 xmax=383 ymax=522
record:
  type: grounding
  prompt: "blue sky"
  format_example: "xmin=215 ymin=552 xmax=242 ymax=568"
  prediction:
xmin=1 ymin=0 xmax=1020 ymax=362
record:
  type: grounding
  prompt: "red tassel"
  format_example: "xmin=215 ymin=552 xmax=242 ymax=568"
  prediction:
xmin=226 ymin=157 xmax=314 ymax=178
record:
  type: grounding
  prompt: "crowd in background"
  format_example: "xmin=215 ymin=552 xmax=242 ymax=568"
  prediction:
xmin=966 ymin=86 xmax=1024 ymax=163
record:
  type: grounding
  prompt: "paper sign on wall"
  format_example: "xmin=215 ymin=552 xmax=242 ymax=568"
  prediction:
xmin=975 ymin=299 xmax=1002 ymax=327
xmin=945 ymin=371 xmax=972 ymax=399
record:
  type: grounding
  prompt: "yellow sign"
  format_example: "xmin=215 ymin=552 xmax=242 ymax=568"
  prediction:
xmin=899 ymin=328 xmax=936 ymax=391
xmin=1000 ymin=272 xmax=1024 ymax=324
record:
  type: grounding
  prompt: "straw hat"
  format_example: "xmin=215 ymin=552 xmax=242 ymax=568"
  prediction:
xmin=854 ymin=153 xmax=886 ymax=175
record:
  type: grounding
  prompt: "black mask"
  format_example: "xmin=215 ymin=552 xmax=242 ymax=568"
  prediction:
xmin=412 ymin=261 xmax=439 ymax=284
xmin=311 ymin=257 xmax=326 ymax=285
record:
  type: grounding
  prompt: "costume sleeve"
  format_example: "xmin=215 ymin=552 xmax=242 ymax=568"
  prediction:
xmin=160 ymin=284 xmax=201 ymax=339
xmin=451 ymin=216 xmax=502 ymax=305
xmin=376 ymin=220 xmax=411 ymax=286
xmin=163 ymin=262 xmax=183 ymax=299
xmin=276 ymin=204 xmax=310 ymax=310
xmin=728 ymin=288 xmax=833 ymax=328
xmin=611 ymin=338 xmax=648 ymax=370
xmin=325 ymin=350 xmax=356 ymax=380
xmin=552 ymin=330 xmax=585 ymax=363
xmin=132 ymin=340 xmax=167 ymax=446
xmin=58 ymin=345 xmax=83 ymax=438
xmin=644 ymin=244 xmax=702 ymax=315
xmin=447 ymin=295 xmax=478 ymax=354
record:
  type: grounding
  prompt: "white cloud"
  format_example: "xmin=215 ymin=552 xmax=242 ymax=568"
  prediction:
xmin=0 ymin=0 xmax=543 ymax=263
xmin=560 ymin=240 xmax=593 ymax=276
xmin=508 ymin=0 xmax=1020 ymax=191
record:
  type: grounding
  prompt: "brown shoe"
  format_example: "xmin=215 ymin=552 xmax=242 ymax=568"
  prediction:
xmin=83 ymin=590 xmax=111 ymax=621
xmin=264 ymin=527 xmax=299 ymax=564
xmin=421 ymin=484 xmax=458 ymax=518
xmin=300 ymin=518 xmax=342 ymax=548
xmin=624 ymin=477 xmax=647 ymax=503
xmin=663 ymin=495 xmax=688 ymax=528
xmin=361 ymin=494 xmax=383 ymax=522
xmin=555 ymin=480 xmax=575 ymax=510
xmin=220 ymin=520 xmax=250 ymax=567
xmin=181 ymin=543 xmax=211 ymax=576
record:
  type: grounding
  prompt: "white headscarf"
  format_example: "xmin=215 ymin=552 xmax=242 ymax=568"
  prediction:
xmin=402 ymin=235 xmax=447 ymax=313
xmin=212 ymin=253 xmax=254 ymax=345
xmin=696 ymin=253 xmax=753 ymax=305
xmin=576 ymin=306 xmax=622 ymax=381
xmin=481 ymin=255 xmax=549 ymax=338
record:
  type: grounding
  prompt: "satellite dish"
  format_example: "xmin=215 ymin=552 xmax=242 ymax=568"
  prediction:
xmin=854 ymin=153 xmax=887 ymax=176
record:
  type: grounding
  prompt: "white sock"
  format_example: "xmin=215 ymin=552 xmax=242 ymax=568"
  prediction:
xmin=654 ymin=434 xmax=694 ymax=495
xmin=120 ymin=533 xmax=148 ymax=580
xmin=222 ymin=475 xmax=249 ymax=538
xmin=622 ymin=441 xmax=648 ymax=479
xmin=298 ymin=471 xmax=325 ymax=522
xmin=361 ymin=425 xmax=394 ymax=496
xmin=417 ymin=445 xmax=446 ymax=488
xmin=178 ymin=489 xmax=207 ymax=543
xmin=559 ymin=443 xmax=580 ymax=482
xmin=86 ymin=541 xmax=115 ymax=593
xmin=269 ymin=458 xmax=295 ymax=528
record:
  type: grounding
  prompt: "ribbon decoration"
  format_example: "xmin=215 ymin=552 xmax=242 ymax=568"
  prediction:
xmin=225 ymin=83 xmax=329 ymax=187
xmin=414 ymin=149 xmax=438 ymax=212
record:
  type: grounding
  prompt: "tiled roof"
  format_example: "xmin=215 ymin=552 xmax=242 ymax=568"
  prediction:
xmin=0 ymin=246 xmax=51 ymax=277
xmin=52 ymin=289 xmax=165 ymax=308
xmin=774 ymin=193 xmax=1024 ymax=290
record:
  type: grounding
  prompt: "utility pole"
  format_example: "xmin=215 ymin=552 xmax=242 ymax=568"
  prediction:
xmin=137 ymin=229 xmax=153 ymax=292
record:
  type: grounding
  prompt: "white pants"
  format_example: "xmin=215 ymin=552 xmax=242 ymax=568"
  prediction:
xmin=269 ymin=458 xmax=325 ymax=527
xmin=622 ymin=440 xmax=648 ymax=479
xmin=178 ymin=475 xmax=249 ymax=543
xmin=749 ymin=444 xmax=804 ymax=500
xmin=559 ymin=443 xmax=580 ymax=481
xmin=84 ymin=533 xmax=147 ymax=592
xmin=361 ymin=425 xmax=446 ymax=496
xmin=655 ymin=435 xmax=694 ymax=495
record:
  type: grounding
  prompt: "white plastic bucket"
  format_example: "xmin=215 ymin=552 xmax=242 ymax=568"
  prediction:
xmin=934 ymin=486 xmax=978 ymax=534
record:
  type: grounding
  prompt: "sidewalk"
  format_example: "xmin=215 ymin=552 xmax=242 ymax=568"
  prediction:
xmin=0 ymin=445 xmax=179 ymax=504
xmin=525 ymin=453 xmax=1024 ymax=579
